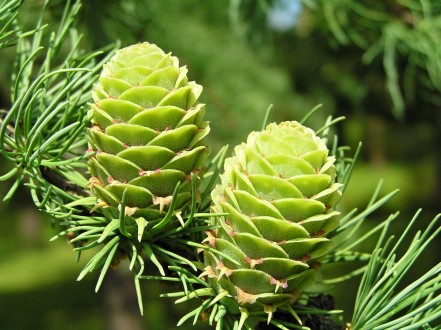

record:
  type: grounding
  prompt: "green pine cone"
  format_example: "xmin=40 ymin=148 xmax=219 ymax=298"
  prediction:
xmin=203 ymin=121 xmax=341 ymax=315
xmin=87 ymin=42 xmax=209 ymax=236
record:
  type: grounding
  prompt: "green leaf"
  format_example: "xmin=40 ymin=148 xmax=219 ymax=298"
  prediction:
xmin=97 ymin=218 xmax=120 ymax=243
xmin=95 ymin=239 xmax=120 ymax=292
xmin=134 ymin=275 xmax=144 ymax=315
xmin=135 ymin=217 xmax=148 ymax=242
xmin=77 ymin=236 xmax=120 ymax=281
xmin=351 ymin=212 xmax=441 ymax=330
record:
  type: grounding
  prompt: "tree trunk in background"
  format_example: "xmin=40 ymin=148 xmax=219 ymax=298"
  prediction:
xmin=20 ymin=206 xmax=43 ymax=248
xmin=367 ymin=116 xmax=386 ymax=167
xmin=103 ymin=268 xmax=143 ymax=330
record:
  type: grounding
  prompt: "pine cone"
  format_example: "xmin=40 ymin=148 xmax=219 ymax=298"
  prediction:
xmin=203 ymin=121 xmax=341 ymax=316
xmin=87 ymin=42 xmax=209 ymax=238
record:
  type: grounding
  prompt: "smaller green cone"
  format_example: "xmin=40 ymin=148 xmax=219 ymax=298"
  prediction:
xmin=203 ymin=121 xmax=342 ymax=317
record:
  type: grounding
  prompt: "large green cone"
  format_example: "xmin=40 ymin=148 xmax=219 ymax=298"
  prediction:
xmin=87 ymin=42 xmax=209 ymax=237
xmin=203 ymin=121 xmax=341 ymax=315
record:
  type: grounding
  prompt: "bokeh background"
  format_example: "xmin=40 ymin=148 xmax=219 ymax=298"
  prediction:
xmin=1 ymin=0 xmax=440 ymax=329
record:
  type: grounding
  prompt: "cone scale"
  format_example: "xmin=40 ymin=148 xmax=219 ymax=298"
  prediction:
xmin=203 ymin=121 xmax=342 ymax=316
xmin=87 ymin=42 xmax=209 ymax=239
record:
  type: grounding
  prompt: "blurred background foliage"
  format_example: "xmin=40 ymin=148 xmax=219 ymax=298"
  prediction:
xmin=0 ymin=0 xmax=440 ymax=329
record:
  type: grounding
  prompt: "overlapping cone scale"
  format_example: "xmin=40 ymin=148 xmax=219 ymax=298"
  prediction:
xmin=204 ymin=121 xmax=342 ymax=314
xmin=87 ymin=42 xmax=209 ymax=236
